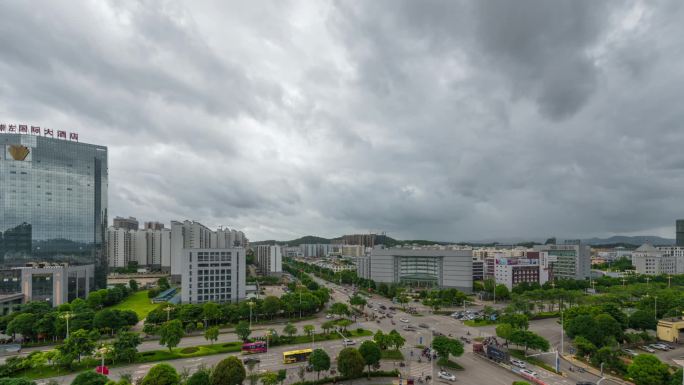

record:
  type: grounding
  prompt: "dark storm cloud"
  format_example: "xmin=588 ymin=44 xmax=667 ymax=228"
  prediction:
xmin=1 ymin=0 xmax=684 ymax=241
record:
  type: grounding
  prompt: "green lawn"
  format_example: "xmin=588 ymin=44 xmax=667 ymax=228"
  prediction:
xmin=381 ymin=349 xmax=404 ymax=360
xmin=110 ymin=290 xmax=158 ymax=320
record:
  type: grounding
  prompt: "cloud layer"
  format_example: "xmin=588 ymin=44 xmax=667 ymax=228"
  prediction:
xmin=2 ymin=0 xmax=684 ymax=241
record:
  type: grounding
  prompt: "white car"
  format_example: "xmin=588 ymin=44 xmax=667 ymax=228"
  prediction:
xmin=325 ymin=314 xmax=333 ymax=319
xmin=520 ymin=369 xmax=538 ymax=378
xmin=510 ymin=359 xmax=526 ymax=368
xmin=651 ymin=344 xmax=670 ymax=351
xmin=438 ymin=371 xmax=456 ymax=381
xmin=343 ymin=339 xmax=356 ymax=346
xmin=400 ymin=318 xmax=409 ymax=323
xmin=640 ymin=345 xmax=656 ymax=353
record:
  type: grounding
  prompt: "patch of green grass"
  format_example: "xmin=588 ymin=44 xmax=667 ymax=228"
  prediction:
xmin=381 ymin=349 xmax=404 ymax=360
xmin=436 ymin=357 xmax=463 ymax=370
xmin=463 ymin=319 xmax=496 ymax=327
xmin=110 ymin=290 xmax=158 ymax=320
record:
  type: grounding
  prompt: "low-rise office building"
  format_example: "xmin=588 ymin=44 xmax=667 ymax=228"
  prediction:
xmin=369 ymin=247 xmax=472 ymax=292
xmin=17 ymin=262 xmax=93 ymax=307
xmin=493 ymin=252 xmax=551 ymax=290
xmin=181 ymin=248 xmax=245 ymax=304
xmin=534 ymin=241 xmax=591 ymax=280
xmin=633 ymin=243 xmax=676 ymax=275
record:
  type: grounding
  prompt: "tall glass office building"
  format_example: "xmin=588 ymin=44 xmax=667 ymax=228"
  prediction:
xmin=0 ymin=132 xmax=108 ymax=290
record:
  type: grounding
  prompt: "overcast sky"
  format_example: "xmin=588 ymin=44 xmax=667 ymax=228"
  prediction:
xmin=1 ymin=1 xmax=683 ymax=242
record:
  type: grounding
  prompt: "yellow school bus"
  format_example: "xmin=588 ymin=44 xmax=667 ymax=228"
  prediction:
xmin=283 ymin=348 xmax=313 ymax=364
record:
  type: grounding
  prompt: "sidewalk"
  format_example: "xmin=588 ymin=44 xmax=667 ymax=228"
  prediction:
xmin=561 ymin=353 xmax=632 ymax=385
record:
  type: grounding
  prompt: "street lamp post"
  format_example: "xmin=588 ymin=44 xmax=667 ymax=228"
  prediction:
xmin=249 ymin=301 xmax=255 ymax=330
xmin=655 ymin=296 xmax=658 ymax=320
xmin=163 ymin=305 xmax=173 ymax=322
xmin=97 ymin=345 xmax=111 ymax=370
xmin=60 ymin=312 xmax=74 ymax=339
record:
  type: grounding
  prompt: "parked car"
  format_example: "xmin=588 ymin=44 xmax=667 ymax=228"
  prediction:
xmin=622 ymin=348 xmax=638 ymax=357
xmin=520 ymin=369 xmax=538 ymax=378
xmin=403 ymin=325 xmax=416 ymax=331
xmin=639 ymin=346 xmax=656 ymax=353
xmin=576 ymin=382 xmax=596 ymax=385
xmin=400 ymin=318 xmax=409 ymax=323
xmin=419 ymin=323 xmax=429 ymax=328
xmin=326 ymin=314 xmax=333 ymax=319
xmin=343 ymin=338 xmax=356 ymax=346
xmin=510 ymin=359 xmax=526 ymax=368
xmin=650 ymin=343 xmax=670 ymax=351
xmin=438 ymin=371 xmax=456 ymax=381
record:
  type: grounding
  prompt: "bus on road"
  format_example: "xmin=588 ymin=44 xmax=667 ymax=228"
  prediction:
xmin=283 ymin=348 xmax=313 ymax=364
xmin=242 ymin=342 xmax=267 ymax=354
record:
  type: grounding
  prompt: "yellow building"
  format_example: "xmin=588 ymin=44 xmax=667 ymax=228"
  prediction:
xmin=656 ymin=315 xmax=684 ymax=342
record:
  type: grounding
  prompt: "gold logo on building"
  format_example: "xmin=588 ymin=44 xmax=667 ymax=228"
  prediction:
xmin=8 ymin=145 xmax=30 ymax=161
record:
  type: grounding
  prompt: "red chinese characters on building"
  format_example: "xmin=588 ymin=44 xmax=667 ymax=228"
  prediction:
xmin=57 ymin=130 xmax=66 ymax=139
xmin=43 ymin=128 xmax=54 ymax=137
xmin=31 ymin=126 xmax=40 ymax=134
xmin=0 ymin=124 xmax=6 ymax=132
xmin=8 ymin=124 xmax=16 ymax=132
xmin=18 ymin=125 xmax=28 ymax=133
xmin=69 ymin=132 xmax=79 ymax=141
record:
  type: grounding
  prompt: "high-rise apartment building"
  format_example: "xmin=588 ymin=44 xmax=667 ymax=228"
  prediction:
xmin=107 ymin=227 xmax=131 ymax=268
xmin=113 ymin=216 xmax=139 ymax=231
xmin=255 ymin=245 xmax=282 ymax=275
xmin=107 ymin=220 xmax=247 ymax=275
xmin=144 ymin=221 xmax=165 ymax=230
xmin=1 ymin=131 xmax=107 ymax=289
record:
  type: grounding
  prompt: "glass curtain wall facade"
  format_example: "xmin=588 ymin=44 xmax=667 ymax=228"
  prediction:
xmin=0 ymin=133 xmax=108 ymax=288
xmin=395 ymin=256 xmax=441 ymax=287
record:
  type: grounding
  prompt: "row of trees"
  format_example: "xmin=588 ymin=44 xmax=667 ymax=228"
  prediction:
xmin=144 ymin=286 xmax=331 ymax=334
xmin=0 ymin=284 xmax=138 ymax=343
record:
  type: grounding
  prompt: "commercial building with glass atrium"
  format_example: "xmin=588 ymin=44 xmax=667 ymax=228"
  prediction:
xmin=0 ymin=130 xmax=107 ymax=308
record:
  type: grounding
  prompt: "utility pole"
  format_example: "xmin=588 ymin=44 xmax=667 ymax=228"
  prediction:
xmin=164 ymin=306 xmax=173 ymax=322
xmin=668 ymin=275 xmax=672 ymax=288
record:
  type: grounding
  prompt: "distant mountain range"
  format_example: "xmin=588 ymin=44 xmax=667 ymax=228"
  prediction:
xmin=251 ymin=234 xmax=676 ymax=248
xmin=581 ymin=235 xmax=674 ymax=246
xmin=250 ymin=235 xmax=448 ymax=247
